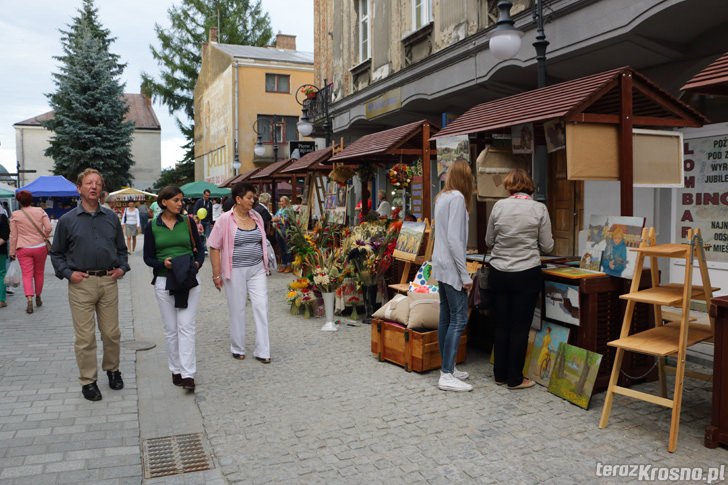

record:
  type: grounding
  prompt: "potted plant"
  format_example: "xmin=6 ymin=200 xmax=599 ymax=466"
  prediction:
xmin=300 ymin=85 xmax=317 ymax=99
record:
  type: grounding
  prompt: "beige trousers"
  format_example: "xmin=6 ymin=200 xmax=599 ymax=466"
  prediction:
xmin=68 ymin=275 xmax=121 ymax=385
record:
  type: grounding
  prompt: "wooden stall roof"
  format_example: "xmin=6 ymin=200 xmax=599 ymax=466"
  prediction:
xmin=280 ymin=147 xmax=332 ymax=174
xmin=219 ymin=168 xmax=260 ymax=188
xmin=432 ymin=66 xmax=707 ymax=140
xmin=330 ymin=119 xmax=438 ymax=162
xmin=682 ymin=52 xmax=728 ymax=95
xmin=250 ymin=159 xmax=293 ymax=181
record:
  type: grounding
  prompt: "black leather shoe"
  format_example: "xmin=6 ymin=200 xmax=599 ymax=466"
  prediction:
xmin=172 ymin=373 xmax=182 ymax=386
xmin=107 ymin=370 xmax=124 ymax=390
xmin=82 ymin=382 xmax=102 ymax=401
xmin=180 ymin=378 xmax=195 ymax=391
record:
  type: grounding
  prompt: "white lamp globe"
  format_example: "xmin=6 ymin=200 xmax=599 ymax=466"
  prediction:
xmin=254 ymin=144 xmax=265 ymax=157
xmin=297 ymin=119 xmax=314 ymax=137
xmin=490 ymin=30 xmax=523 ymax=60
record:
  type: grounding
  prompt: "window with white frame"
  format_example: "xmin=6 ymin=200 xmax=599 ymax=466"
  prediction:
xmin=413 ymin=0 xmax=432 ymax=30
xmin=358 ymin=0 xmax=370 ymax=61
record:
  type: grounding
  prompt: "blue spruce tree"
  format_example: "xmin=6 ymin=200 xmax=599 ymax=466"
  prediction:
xmin=43 ymin=0 xmax=134 ymax=190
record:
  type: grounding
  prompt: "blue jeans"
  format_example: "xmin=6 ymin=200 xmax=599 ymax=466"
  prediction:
xmin=438 ymin=281 xmax=468 ymax=374
xmin=275 ymin=229 xmax=291 ymax=266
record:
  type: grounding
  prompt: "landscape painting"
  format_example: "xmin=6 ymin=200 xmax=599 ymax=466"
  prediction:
xmin=526 ymin=322 xmax=570 ymax=387
xmin=393 ymin=221 xmax=426 ymax=261
xmin=548 ymin=343 xmax=603 ymax=409
xmin=544 ymin=281 xmax=580 ymax=326
xmin=583 ymin=214 xmax=645 ymax=279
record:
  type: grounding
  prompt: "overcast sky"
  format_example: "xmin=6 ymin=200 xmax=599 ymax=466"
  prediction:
xmin=0 ymin=0 xmax=314 ymax=175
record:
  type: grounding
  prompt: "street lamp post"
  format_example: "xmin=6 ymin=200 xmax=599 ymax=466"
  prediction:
xmin=253 ymin=116 xmax=281 ymax=162
xmin=489 ymin=0 xmax=549 ymax=201
xmin=295 ymin=82 xmax=332 ymax=147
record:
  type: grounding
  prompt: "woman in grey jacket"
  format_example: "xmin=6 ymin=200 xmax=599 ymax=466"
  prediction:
xmin=486 ymin=169 xmax=554 ymax=389
xmin=432 ymin=160 xmax=474 ymax=392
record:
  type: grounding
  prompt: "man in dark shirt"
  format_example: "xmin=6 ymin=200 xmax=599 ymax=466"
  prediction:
xmin=51 ymin=168 xmax=130 ymax=402
xmin=193 ymin=190 xmax=213 ymax=238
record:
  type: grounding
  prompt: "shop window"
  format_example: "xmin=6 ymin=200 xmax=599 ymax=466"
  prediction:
xmin=265 ymin=74 xmax=290 ymax=93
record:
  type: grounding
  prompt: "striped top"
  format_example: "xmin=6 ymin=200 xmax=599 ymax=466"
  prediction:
xmin=232 ymin=228 xmax=263 ymax=268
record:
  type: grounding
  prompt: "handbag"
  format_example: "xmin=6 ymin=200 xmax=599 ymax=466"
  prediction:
xmin=265 ymin=238 xmax=277 ymax=272
xmin=20 ymin=208 xmax=51 ymax=251
xmin=184 ymin=216 xmax=198 ymax=254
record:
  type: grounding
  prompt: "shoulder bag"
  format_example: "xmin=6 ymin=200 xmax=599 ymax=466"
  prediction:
xmin=184 ymin=215 xmax=198 ymax=254
xmin=20 ymin=208 xmax=51 ymax=251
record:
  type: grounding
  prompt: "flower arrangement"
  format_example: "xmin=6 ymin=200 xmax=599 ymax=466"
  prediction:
xmin=287 ymin=278 xmax=316 ymax=316
xmin=346 ymin=221 xmax=400 ymax=285
xmin=300 ymin=85 xmax=317 ymax=98
xmin=388 ymin=163 xmax=414 ymax=188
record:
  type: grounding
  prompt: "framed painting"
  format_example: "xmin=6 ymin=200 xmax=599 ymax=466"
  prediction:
xmin=547 ymin=343 xmax=603 ymax=409
xmin=583 ymin=214 xmax=645 ymax=279
xmin=393 ymin=221 xmax=426 ymax=262
xmin=526 ymin=322 xmax=570 ymax=387
xmin=544 ymin=280 xmax=580 ymax=326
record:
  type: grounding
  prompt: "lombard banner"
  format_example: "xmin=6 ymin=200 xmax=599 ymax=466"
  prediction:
xmin=677 ymin=134 xmax=728 ymax=262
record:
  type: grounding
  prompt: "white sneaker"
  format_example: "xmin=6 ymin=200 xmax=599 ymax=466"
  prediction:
xmin=438 ymin=373 xmax=473 ymax=392
xmin=441 ymin=369 xmax=470 ymax=380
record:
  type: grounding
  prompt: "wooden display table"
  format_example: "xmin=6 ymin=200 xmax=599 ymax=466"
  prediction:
xmin=706 ymin=295 xmax=728 ymax=448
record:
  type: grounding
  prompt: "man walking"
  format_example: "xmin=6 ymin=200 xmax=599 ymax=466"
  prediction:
xmin=193 ymin=189 xmax=213 ymax=239
xmin=51 ymin=168 xmax=130 ymax=402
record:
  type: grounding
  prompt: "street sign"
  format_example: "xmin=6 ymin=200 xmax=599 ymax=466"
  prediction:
xmin=289 ymin=141 xmax=316 ymax=159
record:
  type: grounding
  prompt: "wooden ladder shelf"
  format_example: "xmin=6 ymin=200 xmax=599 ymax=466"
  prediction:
xmin=598 ymin=227 xmax=717 ymax=452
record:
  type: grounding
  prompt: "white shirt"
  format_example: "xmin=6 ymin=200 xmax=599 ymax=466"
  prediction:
xmin=212 ymin=203 xmax=223 ymax=222
xmin=123 ymin=208 xmax=139 ymax=225
xmin=376 ymin=200 xmax=392 ymax=218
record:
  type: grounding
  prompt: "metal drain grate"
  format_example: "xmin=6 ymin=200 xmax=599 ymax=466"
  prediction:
xmin=142 ymin=432 xmax=213 ymax=478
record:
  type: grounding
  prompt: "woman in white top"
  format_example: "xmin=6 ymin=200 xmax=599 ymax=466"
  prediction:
xmin=431 ymin=159 xmax=474 ymax=392
xmin=122 ymin=201 xmax=141 ymax=252
xmin=376 ymin=189 xmax=392 ymax=218
xmin=485 ymin=169 xmax=553 ymax=390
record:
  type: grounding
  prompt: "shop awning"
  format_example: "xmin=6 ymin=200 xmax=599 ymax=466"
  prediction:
xmin=250 ymin=159 xmax=294 ymax=181
xmin=179 ymin=181 xmax=230 ymax=198
xmin=17 ymin=175 xmax=79 ymax=197
xmin=432 ymin=66 xmax=707 ymax=139
xmin=681 ymin=51 xmax=728 ymax=95
xmin=108 ymin=187 xmax=156 ymax=201
xmin=219 ymin=168 xmax=260 ymax=188
xmin=330 ymin=119 xmax=438 ymax=162
xmin=280 ymin=147 xmax=332 ymax=174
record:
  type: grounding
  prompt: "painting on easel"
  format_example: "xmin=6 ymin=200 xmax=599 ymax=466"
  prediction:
xmin=393 ymin=221 xmax=426 ymax=262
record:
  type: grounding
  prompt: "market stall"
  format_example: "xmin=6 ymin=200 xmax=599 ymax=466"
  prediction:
xmin=179 ymin=180 xmax=230 ymax=198
xmin=249 ymin=158 xmax=294 ymax=209
xmin=15 ymin=175 xmax=79 ymax=219
xmin=280 ymin=147 xmax=333 ymax=222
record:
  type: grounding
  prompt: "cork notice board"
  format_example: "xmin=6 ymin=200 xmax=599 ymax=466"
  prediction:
xmin=476 ymin=146 xmax=531 ymax=200
xmin=632 ymin=129 xmax=683 ymax=187
xmin=566 ymin=123 xmax=619 ymax=180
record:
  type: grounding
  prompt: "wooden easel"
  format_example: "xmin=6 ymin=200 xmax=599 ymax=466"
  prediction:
xmin=389 ymin=219 xmax=434 ymax=294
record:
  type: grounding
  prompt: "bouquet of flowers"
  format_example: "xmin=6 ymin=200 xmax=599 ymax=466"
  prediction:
xmin=346 ymin=221 xmax=400 ymax=285
xmin=388 ymin=163 xmax=414 ymax=188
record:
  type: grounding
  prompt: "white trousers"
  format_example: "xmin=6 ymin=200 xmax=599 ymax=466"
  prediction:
xmin=225 ymin=262 xmax=270 ymax=359
xmin=154 ymin=276 xmax=201 ymax=379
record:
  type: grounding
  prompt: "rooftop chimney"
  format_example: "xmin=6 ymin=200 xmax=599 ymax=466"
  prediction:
xmin=209 ymin=26 xmax=218 ymax=43
xmin=275 ymin=33 xmax=296 ymax=50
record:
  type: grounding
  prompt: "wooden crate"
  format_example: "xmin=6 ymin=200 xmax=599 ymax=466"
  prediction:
xmin=371 ymin=318 xmax=467 ymax=372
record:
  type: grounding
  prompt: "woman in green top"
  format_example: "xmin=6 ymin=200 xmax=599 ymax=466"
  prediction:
xmin=143 ymin=186 xmax=205 ymax=392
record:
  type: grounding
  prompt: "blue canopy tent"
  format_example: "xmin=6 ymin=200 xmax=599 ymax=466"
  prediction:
xmin=16 ymin=176 xmax=79 ymax=197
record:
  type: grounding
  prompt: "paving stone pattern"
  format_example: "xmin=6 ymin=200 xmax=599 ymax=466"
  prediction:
xmin=1 ymin=256 xmax=726 ymax=484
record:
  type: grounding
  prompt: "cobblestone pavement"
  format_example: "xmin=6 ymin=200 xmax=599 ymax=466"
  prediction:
xmin=1 ymin=251 xmax=726 ymax=484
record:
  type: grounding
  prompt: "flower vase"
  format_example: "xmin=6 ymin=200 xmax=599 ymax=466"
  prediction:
xmin=350 ymin=305 xmax=360 ymax=322
xmin=363 ymin=284 xmax=379 ymax=324
xmin=303 ymin=304 xmax=312 ymax=319
xmin=320 ymin=292 xmax=337 ymax=332
xmin=290 ymin=303 xmax=299 ymax=315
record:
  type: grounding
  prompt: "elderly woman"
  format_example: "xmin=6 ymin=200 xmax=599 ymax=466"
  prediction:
xmin=376 ymin=189 xmax=392 ymax=218
xmin=143 ymin=186 xmax=205 ymax=391
xmin=208 ymin=182 xmax=272 ymax=363
xmin=271 ymin=195 xmax=292 ymax=273
xmin=486 ymin=169 xmax=553 ymax=390
xmin=432 ymin=159 xmax=474 ymax=392
xmin=9 ymin=190 xmax=52 ymax=314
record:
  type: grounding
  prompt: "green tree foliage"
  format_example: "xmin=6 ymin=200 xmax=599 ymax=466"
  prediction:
xmin=143 ymin=0 xmax=273 ymax=186
xmin=43 ymin=0 xmax=134 ymax=191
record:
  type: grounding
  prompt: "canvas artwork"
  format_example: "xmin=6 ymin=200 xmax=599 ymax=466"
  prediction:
xmin=583 ymin=215 xmax=645 ymax=279
xmin=544 ymin=119 xmax=566 ymax=153
xmin=548 ymin=343 xmax=603 ymax=409
xmin=330 ymin=207 xmax=346 ymax=225
xmin=544 ymin=281 xmax=580 ymax=326
xmin=532 ymin=296 xmax=542 ymax=330
xmin=511 ymin=123 xmax=534 ymax=154
xmin=579 ymin=250 xmax=602 ymax=271
xmin=435 ymin=135 xmax=470 ymax=179
xmin=527 ymin=322 xmax=570 ymax=387
xmin=393 ymin=221 xmax=426 ymax=261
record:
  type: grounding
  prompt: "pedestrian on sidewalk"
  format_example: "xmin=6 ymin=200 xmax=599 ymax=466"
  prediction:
xmin=486 ymin=169 xmax=553 ymax=390
xmin=208 ymin=182 xmax=272 ymax=364
xmin=9 ymin=190 xmax=52 ymax=314
xmin=143 ymin=186 xmax=204 ymax=392
xmin=432 ymin=159 xmax=474 ymax=392
xmin=271 ymin=195 xmax=292 ymax=273
xmin=122 ymin=201 xmax=141 ymax=253
xmin=50 ymin=168 xmax=129 ymax=402
xmin=0 ymin=205 xmax=9 ymax=309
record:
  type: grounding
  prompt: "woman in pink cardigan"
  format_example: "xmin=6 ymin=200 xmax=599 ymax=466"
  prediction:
xmin=208 ymin=182 xmax=272 ymax=363
xmin=9 ymin=190 xmax=52 ymax=314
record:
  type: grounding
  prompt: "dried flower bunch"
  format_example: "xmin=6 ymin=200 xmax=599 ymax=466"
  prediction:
xmin=388 ymin=163 xmax=414 ymax=188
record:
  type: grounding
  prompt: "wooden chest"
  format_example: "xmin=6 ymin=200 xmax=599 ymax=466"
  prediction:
xmin=371 ymin=318 xmax=467 ymax=373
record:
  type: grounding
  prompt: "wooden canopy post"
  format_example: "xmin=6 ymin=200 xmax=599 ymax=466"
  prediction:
xmin=619 ymin=71 xmax=634 ymax=216
xmin=422 ymin=122 xmax=432 ymax=221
